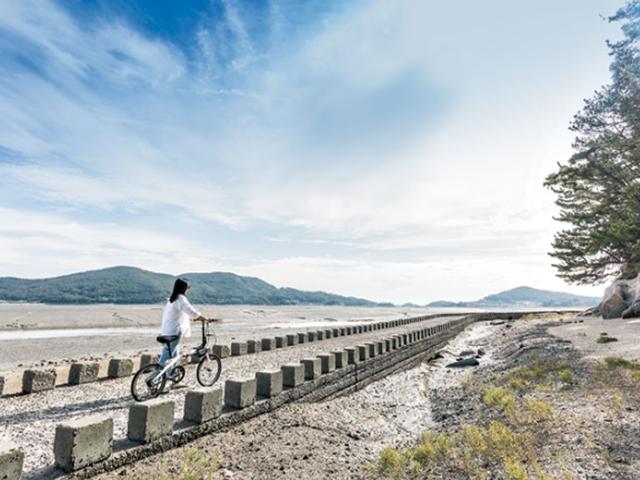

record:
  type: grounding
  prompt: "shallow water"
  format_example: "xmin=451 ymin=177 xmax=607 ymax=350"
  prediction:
xmin=0 ymin=327 xmax=158 ymax=340
xmin=0 ymin=303 xmax=474 ymax=330
xmin=0 ymin=318 xmax=358 ymax=340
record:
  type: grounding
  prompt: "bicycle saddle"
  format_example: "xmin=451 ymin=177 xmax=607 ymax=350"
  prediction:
xmin=156 ymin=335 xmax=179 ymax=344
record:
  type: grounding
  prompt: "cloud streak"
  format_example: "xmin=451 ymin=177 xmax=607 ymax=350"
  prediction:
xmin=0 ymin=0 xmax=620 ymax=301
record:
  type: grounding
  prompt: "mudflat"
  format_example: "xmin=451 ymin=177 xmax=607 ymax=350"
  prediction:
xmin=0 ymin=304 xmax=465 ymax=370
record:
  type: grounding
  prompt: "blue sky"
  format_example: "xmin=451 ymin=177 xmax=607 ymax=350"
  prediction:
xmin=0 ymin=0 xmax=624 ymax=303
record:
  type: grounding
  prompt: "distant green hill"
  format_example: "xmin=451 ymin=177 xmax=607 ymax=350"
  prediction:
xmin=0 ymin=266 xmax=390 ymax=306
xmin=428 ymin=286 xmax=599 ymax=308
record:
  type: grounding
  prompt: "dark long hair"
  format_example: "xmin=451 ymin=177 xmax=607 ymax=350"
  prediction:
xmin=169 ymin=278 xmax=190 ymax=303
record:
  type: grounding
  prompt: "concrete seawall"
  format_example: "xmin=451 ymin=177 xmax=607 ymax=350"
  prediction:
xmin=63 ymin=316 xmax=471 ymax=479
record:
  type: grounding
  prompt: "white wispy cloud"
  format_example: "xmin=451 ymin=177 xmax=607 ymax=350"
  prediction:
xmin=0 ymin=0 xmax=619 ymax=301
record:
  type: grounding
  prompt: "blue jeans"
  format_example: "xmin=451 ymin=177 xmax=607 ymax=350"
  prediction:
xmin=159 ymin=333 xmax=181 ymax=377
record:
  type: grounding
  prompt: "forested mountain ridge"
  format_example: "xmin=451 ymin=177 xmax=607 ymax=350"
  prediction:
xmin=427 ymin=286 xmax=599 ymax=308
xmin=0 ymin=266 xmax=389 ymax=306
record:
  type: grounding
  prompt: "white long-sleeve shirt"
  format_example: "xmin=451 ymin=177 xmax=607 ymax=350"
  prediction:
xmin=159 ymin=294 xmax=201 ymax=338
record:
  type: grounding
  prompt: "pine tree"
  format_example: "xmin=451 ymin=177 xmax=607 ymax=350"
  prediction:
xmin=545 ymin=1 xmax=640 ymax=285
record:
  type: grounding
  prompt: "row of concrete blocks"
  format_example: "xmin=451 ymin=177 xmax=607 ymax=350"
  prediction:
xmin=15 ymin=358 xmax=137 ymax=395
xmin=0 ymin=321 xmax=460 ymax=477
xmin=219 ymin=317 xmax=432 ymax=359
xmin=3 ymin=316 xmax=439 ymax=397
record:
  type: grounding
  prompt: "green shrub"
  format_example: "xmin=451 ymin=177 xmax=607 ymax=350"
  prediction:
xmin=375 ymin=447 xmax=406 ymax=479
xmin=558 ymin=369 xmax=573 ymax=383
xmin=482 ymin=387 xmax=516 ymax=417
xmin=603 ymin=356 xmax=640 ymax=370
xmin=522 ymin=399 xmax=553 ymax=424
xmin=504 ymin=459 xmax=530 ymax=480
xmin=597 ymin=335 xmax=618 ymax=344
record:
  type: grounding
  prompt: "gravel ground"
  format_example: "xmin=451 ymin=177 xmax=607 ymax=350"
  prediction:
xmin=368 ymin=316 xmax=640 ymax=479
xmin=93 ymin=320 xmax=494 ymax=480
xmin=0 ymin=315 xmax=462 ymax=478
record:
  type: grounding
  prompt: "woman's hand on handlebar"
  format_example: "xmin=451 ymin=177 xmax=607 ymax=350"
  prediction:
xmin=193 ymin=315 xmax=222 ymax=323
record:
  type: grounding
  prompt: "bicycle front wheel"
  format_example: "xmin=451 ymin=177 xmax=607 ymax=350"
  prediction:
xmin=131 ymin=363 xmax=166 ymax=402
xmin=196 ymin=353 xmax=222 ymax=387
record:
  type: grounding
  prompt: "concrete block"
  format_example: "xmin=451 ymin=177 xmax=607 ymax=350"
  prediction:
xmin=224 ymin=379 xmax=256 ymax=409
xmin=366 ymin=342 xmax=376 ymax=358
xmin=297 ymin=332 xmax=307 ymax=344
xmin=345 ymin=326 xmax=352 ymax=335
xmin=247 ymin=340 xmax=262 ymax=354
xmin=318 ymin=354 xmax=335 ymax=373
xmin=300 ymin=358 xmax=321 ymax=380
xmin=260 ymin=338 xmax=276 ymax=351
xmin=127 ymin=399 xmax=174 ymax=444
xmin=332 ymin=351 xmax=348 ymax=368
xmin=332 ymin=328 xmax=340 ymax=337
xmin=22 ymin=369 xmax=56 ymax=393
xmin=324 ymin=329 xmax=332 ymax=339
xmin=256 ymin=370 xmax=283 ymax=398
xmin=0 ymin=440 xmax=23 ymax=480
xmin=346 ymin=347 xmax=360 ymax=365
xmin=385 ymin=339 xmax=392 ymax=352
xmin=212 ymin=345 xmax=230 ymax=358
xmin=281 ymin=364 xmax=304 ymax=387
xmin=140 ymin=353 xmax=160 ymax=368
xmin=357 ymin=326 xmax=364 ymax=334
xmin=339 ymin=328 xmax=346 ymax=336
xmin=286 ymin=334 xmax=298 ymax=346
xmin=231 ymin=342 xmax=248 ymax=356
xmin=307 ymin=331 xmax=316 ymax=342
xmin=357 ymin=345 xmax=369 ymax=362
xmin=402 ymin=333 xmax=409 ymax=345
xmin=54 ymin=415 xmax=113 ymax=472
xmin=275 ymin=336 xmax=285 ymax=348
xmin=376 ymin=341 xmax=384 ymax=355
xmin=108 ymin=358 xmax=134 ymax=378
xmin=68 ymin=362 xmax=99 ymax=385
xmin=315 ymin=330 xmax=324 ymax=340
xmin=184 ymin=388 xmax=222 ymax=424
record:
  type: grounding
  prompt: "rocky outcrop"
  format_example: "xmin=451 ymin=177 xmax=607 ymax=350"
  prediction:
xmin=599 ymin=275 xmax=640 ymax=319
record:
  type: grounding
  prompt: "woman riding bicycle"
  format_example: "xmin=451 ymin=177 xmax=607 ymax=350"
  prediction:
xmin=159 ymin=278 xmax=211 ymax=380
xmin=131 ymin=278 xmax=222 ymax=401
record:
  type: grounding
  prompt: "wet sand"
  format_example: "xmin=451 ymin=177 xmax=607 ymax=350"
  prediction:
xmin=0 ymin=304 xmax=471 ymax=370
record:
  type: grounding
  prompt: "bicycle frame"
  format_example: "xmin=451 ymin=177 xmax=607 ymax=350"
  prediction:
xmin=152 ymin=319 xmax=215 ymax=382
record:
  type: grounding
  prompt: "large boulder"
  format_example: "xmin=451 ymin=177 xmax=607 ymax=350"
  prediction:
xmin=600 ymin=275 xmax=640 ymax=319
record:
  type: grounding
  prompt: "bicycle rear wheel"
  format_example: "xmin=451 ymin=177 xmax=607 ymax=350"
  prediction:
xmin=131 ymin=363 xmax=166 ymax=402
xmin=196 ymin=353 xmax=222 ymax=387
